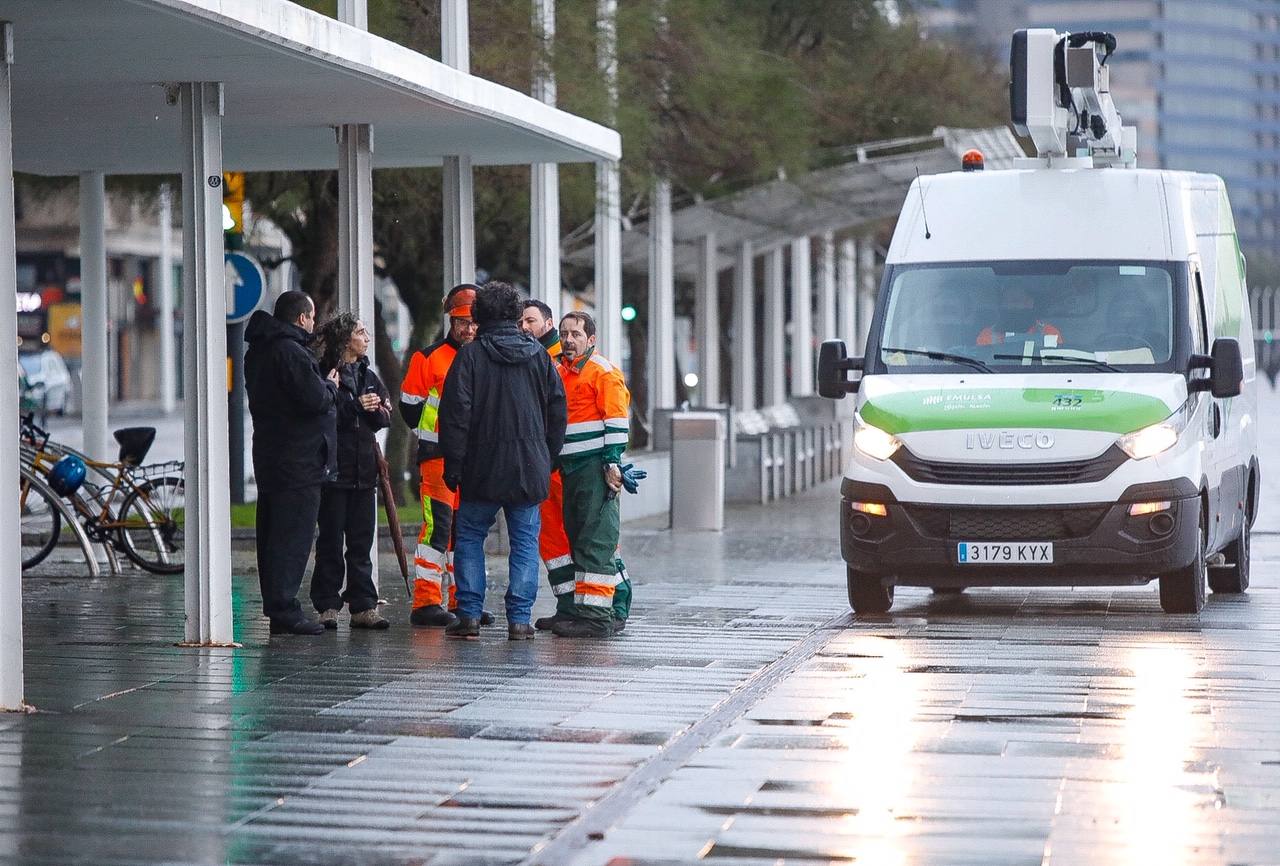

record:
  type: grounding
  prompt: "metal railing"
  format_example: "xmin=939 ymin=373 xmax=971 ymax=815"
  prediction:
xmin=731 ymin=417 xmax=851 ymax=505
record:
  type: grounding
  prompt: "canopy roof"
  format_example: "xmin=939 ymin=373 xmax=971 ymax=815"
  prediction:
xmin=1 ymin=0 xmax=621 ymax=175
xmin=565 ymin=126 xmax=1023 ymax=277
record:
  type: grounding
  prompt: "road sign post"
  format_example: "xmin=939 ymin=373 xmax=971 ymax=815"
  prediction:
xmin=224 ymin=251 xmax=264 ymax=504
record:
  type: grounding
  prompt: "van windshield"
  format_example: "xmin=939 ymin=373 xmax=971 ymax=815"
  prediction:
xmin=875 ymin=260 xmax=1178 ymax=373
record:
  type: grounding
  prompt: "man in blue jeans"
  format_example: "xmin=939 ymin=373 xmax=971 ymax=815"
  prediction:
xmin=438 ymin=281 xmax=568 ymax=639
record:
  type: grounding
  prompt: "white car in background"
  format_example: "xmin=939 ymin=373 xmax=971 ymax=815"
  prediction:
xmin=19 ymin=348 xmax=72 ymax=417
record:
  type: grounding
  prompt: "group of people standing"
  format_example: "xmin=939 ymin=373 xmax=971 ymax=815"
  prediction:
xmin=244 ymin=280 xmax=633 ymax=642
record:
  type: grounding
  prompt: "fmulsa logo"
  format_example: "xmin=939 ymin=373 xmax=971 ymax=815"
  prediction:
xmin=922 ymin=393 xmax=992 ymax=411
xmin=966 ymin=431 xmax=1055 ymax=450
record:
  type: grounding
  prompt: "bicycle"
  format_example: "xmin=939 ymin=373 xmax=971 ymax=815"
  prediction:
xmin=19 ymin=415 xmax=185 ymax=574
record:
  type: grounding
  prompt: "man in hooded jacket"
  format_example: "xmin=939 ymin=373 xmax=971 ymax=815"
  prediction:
xmin=244 ymin=291 xmax=338 ymax=636
xmin=438 ymin=281 xmax=567 ymax=639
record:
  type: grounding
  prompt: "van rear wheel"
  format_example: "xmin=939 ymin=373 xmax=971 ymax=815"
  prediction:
xmin=1208 ymin=520 xmax=1250 ymax=594
xmin=1158 ymin=509 xmax=1206 ymax=614
xmin=847 ymin=567 xmax=894 ymax=614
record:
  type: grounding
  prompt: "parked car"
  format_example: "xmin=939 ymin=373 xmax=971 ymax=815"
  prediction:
xmin=19 ymin=348 xmax=71 ymax=417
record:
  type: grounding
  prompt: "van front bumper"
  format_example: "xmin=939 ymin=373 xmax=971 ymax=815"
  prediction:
xmin=839 ymin=477 xmax=1201 ymax=587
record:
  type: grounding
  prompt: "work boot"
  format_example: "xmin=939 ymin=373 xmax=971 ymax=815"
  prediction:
xmin=317 ymin=609 xmax=340 ymax=630
xmin=454 ymin=608 xmax=496 ymax=625
xmin=611 ymin=616 xmax=626 ymax=634
xmin=445 ymin=616 xmax=481 ymax=639
xmin=350 ymin=608 xmax=390 ymax=630
xmin=410 ymin=605 xmax=457 ymax=627
xmin=269 ymin=617 xmax=326 ymax=636
xmin=551 ymin=617 xmax=614 ymax=639
xmin=534 ymin=612 xmax=573 ymax=631
xmin=508 ymin=623 xmax=535 ymax=641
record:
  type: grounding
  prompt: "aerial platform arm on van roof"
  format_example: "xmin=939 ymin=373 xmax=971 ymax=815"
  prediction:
xmin=1010 ymin=28 xmax=1137 ymax=168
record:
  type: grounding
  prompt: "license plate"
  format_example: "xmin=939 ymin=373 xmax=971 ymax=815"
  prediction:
xmin=957 ymin=542 xmax=1053 ymax=564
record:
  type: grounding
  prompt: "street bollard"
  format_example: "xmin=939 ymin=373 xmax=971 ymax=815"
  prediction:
xmin=670 ymin=412 xmax=725 ymax=531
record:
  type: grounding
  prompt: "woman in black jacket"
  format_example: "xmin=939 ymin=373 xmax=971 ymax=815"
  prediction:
xmin=310 ymin=313 xmax=392 ymax=630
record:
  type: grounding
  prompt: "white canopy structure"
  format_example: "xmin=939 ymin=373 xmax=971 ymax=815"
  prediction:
xmin=0 ymin=0 xmax=620 ymax=710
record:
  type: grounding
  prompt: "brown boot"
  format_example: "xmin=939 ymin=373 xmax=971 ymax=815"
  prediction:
xmin=508 ymin=623 xmax=535 ymax=641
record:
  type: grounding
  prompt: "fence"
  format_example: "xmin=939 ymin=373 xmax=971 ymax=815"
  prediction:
xmin=1252 ymin=286 xmax=1280 ymax=384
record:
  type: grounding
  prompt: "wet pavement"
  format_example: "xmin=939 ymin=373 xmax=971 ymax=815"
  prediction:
xmin=5 ymin=384 xmax=1280 ymax=865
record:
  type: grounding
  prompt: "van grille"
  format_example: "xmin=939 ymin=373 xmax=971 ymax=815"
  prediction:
xmin=902 ymin=505 xmax=1109 ymax=540
xmin=891 ymin=445 xmax=1126 ymax=485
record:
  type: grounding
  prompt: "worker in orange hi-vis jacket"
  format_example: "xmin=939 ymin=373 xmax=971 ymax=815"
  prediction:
xmin=548 ymin=311 xmax=632 ymax=639
xmin=518 ymin=299 xmax=577 ymax=629
xmin=398 ymin=285 xmax=491 ymax=628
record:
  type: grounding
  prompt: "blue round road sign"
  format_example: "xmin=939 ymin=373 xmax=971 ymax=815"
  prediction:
xmin=225 ymin=251 xmax=266 ymax=324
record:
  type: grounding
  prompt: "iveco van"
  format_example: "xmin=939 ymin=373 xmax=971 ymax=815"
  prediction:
xmin=818 ymin=29 xmax=1258 ymax=614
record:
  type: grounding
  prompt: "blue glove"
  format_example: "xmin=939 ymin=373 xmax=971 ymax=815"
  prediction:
xmin=620 ymin=463 xmax=648 ymax=495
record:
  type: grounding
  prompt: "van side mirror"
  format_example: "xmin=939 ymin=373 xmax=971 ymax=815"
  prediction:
xmin=817 ymin=340 xmax=863 ymax=398
xmin=1188 ymin=338 xmax=1243 ymax=398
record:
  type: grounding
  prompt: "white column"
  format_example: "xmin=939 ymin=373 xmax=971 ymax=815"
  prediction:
xmin=179 ymin=82 xmax=233 ymax=646
xmin=838 ymin=236 xmax=857 ymax=349
xmin=0 ymin=22 xmax=25 ymax=711
xmin=763 ymin=247 xmax=786 ymax=406
xmin=695 ymin=233 xmax=719 ymax=405
xmin=79 ymin=171 xmax=109 ymax=461
xmin=337 ymin=123 xmax=375 ymax=326
xmin=442 ymin=0 xmax=474 ymax=294
xmin=789 ymin=237 xmax=814 ymax=397
xmin=594 ymin=0 xmax=622 ymax=360
xmin=648 ymin=178 xmax=675 ymax=409
xmin=732 ymin=241 xmax=755 ymax=411
xmin=158 ymin=185 xmax=176 ymax=414
xmin=857 ymin=234 xmax=877 ymax=355
xmin=337 ymin=0 xmax=368 ymax=29
xmin=817 ymin=231 xmax=837 ymax=341
xmin=530 ymin=0 xmax=559 ymax=304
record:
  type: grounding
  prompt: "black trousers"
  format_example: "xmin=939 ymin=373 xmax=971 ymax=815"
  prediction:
xmin=310 ymin=485 xmax=378 ymax=615
xmin=256 ymin=485 xmax=323 ymax=623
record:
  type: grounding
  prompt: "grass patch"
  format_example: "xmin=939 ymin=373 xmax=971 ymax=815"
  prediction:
xmin=229 ymin=502 xmax=420 ymax=529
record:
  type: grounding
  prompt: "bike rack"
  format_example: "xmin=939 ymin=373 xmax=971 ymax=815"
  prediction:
xmin=20 ymin=443 xmax=123 ymax=574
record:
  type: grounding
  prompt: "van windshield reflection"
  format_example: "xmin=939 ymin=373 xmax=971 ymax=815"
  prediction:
xmin=877 ymin=261 xmax=1177 ymax=372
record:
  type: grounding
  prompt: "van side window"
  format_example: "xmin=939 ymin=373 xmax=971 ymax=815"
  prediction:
xmin=1191 ymin=270 xmax=1209 ymax=355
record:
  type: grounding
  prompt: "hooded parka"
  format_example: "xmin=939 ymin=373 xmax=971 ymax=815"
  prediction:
xmin=329 ymin=357 xmax=391 ymax=489
xmin=438 ymin=322 xmax=567 ymax=505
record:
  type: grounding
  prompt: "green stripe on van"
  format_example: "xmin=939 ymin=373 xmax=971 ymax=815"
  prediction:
xmin=860 ymin=389 xmax=1173 ymax=435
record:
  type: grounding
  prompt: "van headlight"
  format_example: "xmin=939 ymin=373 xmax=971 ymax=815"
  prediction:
xmin=854 ymin=413 xmax=902 ymax=461
xmin=1117 ymin=402 xmax=1190 ymax=460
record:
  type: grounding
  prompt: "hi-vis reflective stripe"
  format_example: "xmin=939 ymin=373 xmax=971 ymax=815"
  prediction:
xmin=401 ymin=393 xmax=425 ymax=405
xmin=577 ymin=593 xmax=612 ymax=607
xmin=604 ymin=416 xmax=628 ymax=429
xmin=552 ymin=582 xmax=575 ymax=595
xmin=561 ymin=438 xmax=603 ymax=456
xmin=545 ymin=554 xmax=574 ymax=570
xmin=577 ymin=570 xmax=623 ymax=587
xmin=565 ymin=420 xmax=606 ymax=435
xmin=426 ymin=394 xmax=441 ymax=408
xmin=603 ymin=433 xmax=628 ymax=446
xmin=416 ymin=544 xmax=448 ymax=568
xmin=416 ymin=428 xmax=439 ymax=442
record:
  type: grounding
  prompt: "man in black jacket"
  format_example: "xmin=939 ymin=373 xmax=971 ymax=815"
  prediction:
xmin=438 ymin=281 xmax=568 ymax=640
xmin=244 ymin=291 xmax=337 ymax=636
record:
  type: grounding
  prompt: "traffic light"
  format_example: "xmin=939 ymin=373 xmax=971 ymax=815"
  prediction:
xmin=223 ymin=171 xmax=244 ymax=250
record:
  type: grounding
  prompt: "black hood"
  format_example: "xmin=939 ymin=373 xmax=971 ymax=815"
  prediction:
xmin=245 ymin=309 xmax=310 ymax=346
xmin=477 ymin=323 xmax=541 ymax=365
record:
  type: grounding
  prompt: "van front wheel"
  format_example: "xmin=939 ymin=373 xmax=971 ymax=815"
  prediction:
xmin=847 ymin=567 xmax=894 ymax=614
xmin=1158 ymin=513 xmax=1206 ymax=614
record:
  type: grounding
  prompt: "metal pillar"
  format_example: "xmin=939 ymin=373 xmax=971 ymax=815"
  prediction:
xmin=0 ymin=22 xmax=25 ymax=711
xmin=158 ymin=185 xmax=176 ymax=414
xmin=337 ymin=123 xmax=375 ymax=325
xmin=732 ymin=241 xmax=755 ymax=411
xmin=857 ymin=234 xmax=877 ymax=355
xmin=817 ymin=231 xmax=837 ymax=340
xmin=530 ymin=0 xmax=559 ymax=304
xmin=838 ymin=236 xmax=857 ymax=349
xmin=648 ymin=178 xmax=675 ymax=409
xmin=337 ymin=0 xmax=368 ymax=29
xmin=79 ymin=170 xmax=109 ymax=461
xmin=179 ymin=82 xmax=233 ymax=646
xmin=763 ymin=247 xmax=786 ymax=406
xmin=695 ymin=233 xmax=720 ymax=405
xmin=442 ymin=0 xmax=474 ymax=294
xmin=789 ymin=237 xmax=814 ymax=397
xmin=594 ymin=0 xmax=621 ymax=359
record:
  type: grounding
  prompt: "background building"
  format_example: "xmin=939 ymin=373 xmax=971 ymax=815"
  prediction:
xmin=922 ymin=0 xmax=1280 ymax=256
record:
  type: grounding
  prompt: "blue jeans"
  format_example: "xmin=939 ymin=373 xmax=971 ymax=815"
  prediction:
xmin=453 ymin=499 xmax=541 ymax=624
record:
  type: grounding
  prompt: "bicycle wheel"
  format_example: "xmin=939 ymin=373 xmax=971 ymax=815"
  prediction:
xmin=118 ymin=476 xmax=185 ymax=574
xmin=20 ymin=475 xmax=61 ymax=570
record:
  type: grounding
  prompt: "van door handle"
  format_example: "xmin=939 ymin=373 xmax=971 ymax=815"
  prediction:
xmin=1211 ymin=403 xmax=1222 ymax=438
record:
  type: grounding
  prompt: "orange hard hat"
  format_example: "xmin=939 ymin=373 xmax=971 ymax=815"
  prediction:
xmin=445 ymin=285 xmax=477 ymax=319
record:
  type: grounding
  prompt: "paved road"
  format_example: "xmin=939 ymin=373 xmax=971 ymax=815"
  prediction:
xmin=4 ymin=382 xmax=1278 ymax=865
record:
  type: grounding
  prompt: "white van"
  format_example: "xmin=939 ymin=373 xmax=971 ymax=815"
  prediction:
xmin=818 ymin=30 xmax=1258 ymax=615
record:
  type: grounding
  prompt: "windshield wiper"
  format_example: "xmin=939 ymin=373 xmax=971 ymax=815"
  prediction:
xmin=992 ymin=352 xmax=1123 ymax=373
xmin=881 ymin=346 xmax=993 ymax=373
